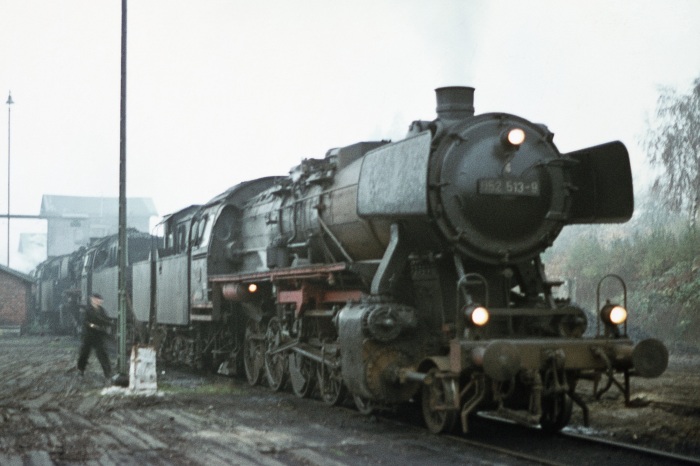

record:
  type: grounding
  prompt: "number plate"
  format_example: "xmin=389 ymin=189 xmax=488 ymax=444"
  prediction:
xmin=478 ymin=178 xmax=540 ymax=196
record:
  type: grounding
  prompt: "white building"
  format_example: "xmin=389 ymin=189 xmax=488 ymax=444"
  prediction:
xmin=40 ymin=195 xmax=158 ymax=257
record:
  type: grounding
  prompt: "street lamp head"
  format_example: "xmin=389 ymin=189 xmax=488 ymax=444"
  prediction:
xmin=6 ymin=92 xmax=13 ymax=106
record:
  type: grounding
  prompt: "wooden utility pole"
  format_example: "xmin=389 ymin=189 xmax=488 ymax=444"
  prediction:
xmin=117 ymin=0 xmax=128 ymax=376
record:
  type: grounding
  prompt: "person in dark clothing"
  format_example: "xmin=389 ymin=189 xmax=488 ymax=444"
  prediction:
xmin=77 ymin=293 xmax=113 ymax=381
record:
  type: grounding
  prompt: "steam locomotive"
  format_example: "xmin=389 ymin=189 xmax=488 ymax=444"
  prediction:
xmin=35 ymin=87 xmax=668 ymax=433
xmin=32 ymin=229 xmax=154 ymax=337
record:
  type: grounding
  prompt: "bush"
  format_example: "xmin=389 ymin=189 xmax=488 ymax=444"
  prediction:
xmin=546 ymin=224 xmax=700 ymax=351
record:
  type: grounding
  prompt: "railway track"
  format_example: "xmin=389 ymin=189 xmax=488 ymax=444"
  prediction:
xmin=453 ymin=414 xmax=700 ymax=465
xmin=560 ymin=430 xmax=700 ymax=465
xmin=357 ymin=405 xmax=700 ymax=466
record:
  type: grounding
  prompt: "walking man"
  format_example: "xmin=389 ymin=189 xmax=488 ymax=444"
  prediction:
xmin=77 ymin=293 xmax=113 ymax=383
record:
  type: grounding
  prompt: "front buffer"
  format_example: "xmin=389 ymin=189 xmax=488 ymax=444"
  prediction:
xmin=420 ymin=335 xmax=669 ymax=433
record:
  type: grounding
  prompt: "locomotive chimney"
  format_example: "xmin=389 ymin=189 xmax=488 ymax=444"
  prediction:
xmin=435 ymin=86 xmax=475 ymax=121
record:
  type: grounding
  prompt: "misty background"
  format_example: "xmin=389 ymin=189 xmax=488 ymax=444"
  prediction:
xmin=1 ymin=0 xmax=700 ymax=272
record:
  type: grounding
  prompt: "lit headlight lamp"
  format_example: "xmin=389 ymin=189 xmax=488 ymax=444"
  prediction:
xmin=600 ymin=302 xmax=627 ymax=337
xmin=600 ymin=304 xmax=627 ymax=325
xmin=502 ymin=127 xmax=526 ymax=148
xmin=465 ymin=305 xmax=490 ymax=326
xmin=221 ymin=282 xmax=259 ymax=302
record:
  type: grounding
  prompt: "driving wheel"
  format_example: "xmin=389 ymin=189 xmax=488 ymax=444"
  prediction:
xmin=317 ymin=363 xmax=347 ymax=406
xmin=264 ymin=317 xmax=288 ymax=391
xmin=243 ymin=319 xmax=265 ymax=386
xmin=289 ymin=351 xmax=316 ymax=398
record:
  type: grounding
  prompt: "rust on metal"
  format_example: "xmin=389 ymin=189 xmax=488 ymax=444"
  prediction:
xmin=210 ymin=262 xmax=351 ymax=284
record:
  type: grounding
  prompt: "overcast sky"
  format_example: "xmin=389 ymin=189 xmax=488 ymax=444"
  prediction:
xmin=1 ymin=0 xmax=699 ymax=270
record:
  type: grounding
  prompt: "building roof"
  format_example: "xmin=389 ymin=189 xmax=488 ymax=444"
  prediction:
xmin=40 ymin=195 xmax=158 ymax=218
xmin=0 ymin=263 xmax=35 ymax=284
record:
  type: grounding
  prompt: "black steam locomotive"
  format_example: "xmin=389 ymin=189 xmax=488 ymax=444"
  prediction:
xmin=32 ymin=229 xmax=154 ymax=337
xmin=35 ymin=87 xmax=668 ymax=433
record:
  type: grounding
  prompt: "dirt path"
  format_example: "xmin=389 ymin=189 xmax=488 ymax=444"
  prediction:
xmin=0 ymin=336 xmax=520 ymax=465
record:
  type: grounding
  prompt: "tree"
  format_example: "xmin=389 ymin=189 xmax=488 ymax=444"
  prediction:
xmin=644 ymin=77 xmax=700 ymax=224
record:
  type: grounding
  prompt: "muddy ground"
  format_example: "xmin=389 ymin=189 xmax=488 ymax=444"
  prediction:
xmin=0 ymin=335 xmax=698 ymax=464
xmin=0 ymin=336 xmax=531 ymax=465
xmin=568 ymin=351 xmax=700 ymax=457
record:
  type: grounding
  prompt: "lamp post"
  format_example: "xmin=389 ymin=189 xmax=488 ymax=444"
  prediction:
xmin=5 ymin=91 xmax=13 ymax=267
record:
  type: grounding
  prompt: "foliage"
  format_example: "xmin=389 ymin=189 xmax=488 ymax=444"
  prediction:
xmin=644 ymin=77 xmax=700 ymax=222
xmin=546 ymin=222 xmax=700 ymax=350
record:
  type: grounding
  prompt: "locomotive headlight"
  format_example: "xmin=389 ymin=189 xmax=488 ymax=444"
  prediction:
xmin=506 ymin=127 xmax=526 ymax=146
xmin=609 ymin=305 xmax=627 ymax=325
xmin=600 ymin=304 xmax=627 ymax=325
xmin=247 ymin=283 xmax=258 ymax=294
xmin=469 ymin=306 xmax=490 ymax=326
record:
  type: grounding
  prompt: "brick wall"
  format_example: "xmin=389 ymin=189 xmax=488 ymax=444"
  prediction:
xmin=0 ymin=272 xmax=31 ymax=326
